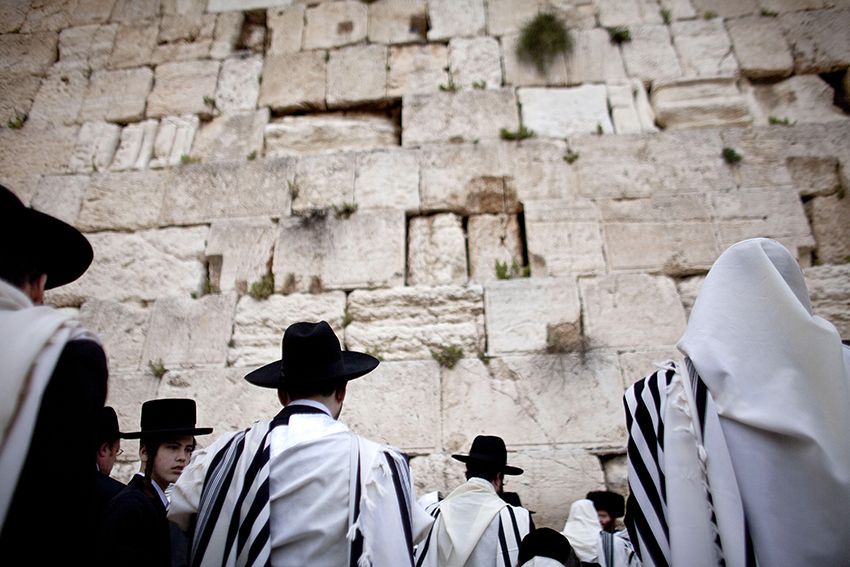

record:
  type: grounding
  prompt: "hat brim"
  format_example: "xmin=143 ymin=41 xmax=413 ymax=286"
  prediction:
xmin=244 ymin=351 xmax=380 ymax=389
xmin=26 ymin=208 xmax=93 ymax=289
xmin=451 ymin=453 xmax=524 ymax=475
xmin=123 ymin=426 xmax=213 ymax=439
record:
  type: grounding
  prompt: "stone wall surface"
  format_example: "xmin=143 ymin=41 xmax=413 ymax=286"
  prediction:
xmin=2 ymin=0 xmax=848 ymax=532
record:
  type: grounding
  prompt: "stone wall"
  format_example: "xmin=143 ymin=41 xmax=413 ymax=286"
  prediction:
xmin=2 ymin=0 xmax=849 ymax=530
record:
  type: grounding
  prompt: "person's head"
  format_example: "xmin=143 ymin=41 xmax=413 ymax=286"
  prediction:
xmin=453 ymin=435 xmax=523 ymax=492
xmin=0 ymin=184 xmax=93 ymax=300
xmin=95 ymin=406 xmax=127 ymax=475
xmin=465 ymin=465 xmax=505 ymax=493
xmin=517 ymin=527 xmax=572 ymax=567
xmin=244 ymin=321 xmax=379 ymax=419
xmin=586 ymin=490 xmax=625 ymax=532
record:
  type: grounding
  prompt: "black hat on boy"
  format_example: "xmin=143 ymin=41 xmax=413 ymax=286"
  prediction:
xmin=123 ymin=398 xmax=213 ymax=439
xmin=586 ymin=490 xmax=626 ymax=518
xmin=97 ymin=406 xmax=128 ymax=444
xmin=517 ymin=528 xmax=572 ymax=566
xmin=452 ymin=435 xmax=524 ymax=475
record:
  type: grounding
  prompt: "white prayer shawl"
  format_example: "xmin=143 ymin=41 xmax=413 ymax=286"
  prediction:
xmin=561 ymin=499 xmax=601 ymax=563
xmin=0 ymin=278 xmax=92 ymax=528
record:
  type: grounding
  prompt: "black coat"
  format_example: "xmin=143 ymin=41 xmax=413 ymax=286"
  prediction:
xmin=95 ymin=470 xmax=126 ymax=520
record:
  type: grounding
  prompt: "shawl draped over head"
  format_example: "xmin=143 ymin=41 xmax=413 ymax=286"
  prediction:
xmin=561 ymin=499 xmax=601 ymax=562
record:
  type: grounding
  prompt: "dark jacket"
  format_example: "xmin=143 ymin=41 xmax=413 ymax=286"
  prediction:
xmin=95 ymin=470 xmax=126 ymax=520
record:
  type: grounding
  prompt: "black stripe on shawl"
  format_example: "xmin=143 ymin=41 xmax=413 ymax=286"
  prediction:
xmin=497 ymin=517 xmax=512 ymax=567
xmin=626 ymin=489 xmax=670 ymax=567
xmin=414 ymin=524 xmax=433 ymax=567
xmin=505 ymin=505 xmax=522 ymax=548
xmin=349 ymin=450 xmax=363 ymax=567
xmin=237 ymin=471 xmax=270 ymax=558
xmin=385 ymin=454 xmax=414 ymax=565
xmin=245 ymin=519 xmax=271 ymax=567
xmin=225 ymin=433 xmax=272 ymax=561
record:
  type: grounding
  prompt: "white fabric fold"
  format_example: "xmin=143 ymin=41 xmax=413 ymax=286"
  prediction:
xmin=561 ymin=499 xmax=601 ymax=562
xmin=439 ymin=477 xmax=508 ymax=567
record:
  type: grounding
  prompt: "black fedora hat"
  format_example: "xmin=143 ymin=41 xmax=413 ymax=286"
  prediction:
xmin=244 ymin=321 xmax=379 ymax=389
xmin=123 ymin=398 xmax=213 ymax=439
xmin=97 ymin=406 xmax=128 ymax=443
xmin=586 ymin=490 xmax=625 ymax=518
xmin=0 ymin=184 xmax=93 ymax=289
xmin=452 ymin=435 xmax=524 ymax=475
xmin=517 ymin=528 xmax=572 ymax=566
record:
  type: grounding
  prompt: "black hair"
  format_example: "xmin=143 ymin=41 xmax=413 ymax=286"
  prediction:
xmin=465 ymin=466 xmax=500 ymax=483
xmin=0 ymin=249 xmax=44 ymax=288
xmin=282 ymin=379 xmax=345 ymax=401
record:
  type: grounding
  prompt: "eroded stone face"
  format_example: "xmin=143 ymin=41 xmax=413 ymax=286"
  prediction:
xmin=80 ymin=67 xmax=154 ymax=124
xmin=519 ymin=85 xmax=613 ymax=138
xmin=448 ymin=37 xmax=502 ymax=90
xmin=651 ymin=77 xmax=752 ymax=129
xmin=215 ymin=54 xmax=263 ymax=113
xmin=259 ymin=51 xmax=327 ymax=113
xmin=427 ymin=0 xmax=485 ymax=41
xmin=77 ymin=169 xmax=168 ymax=231
xmin=807 ymin=193 xmax=850 ymax=265
xmin=726 ymin=16 xmax=793 ymax=79
xmin=146 ymin=60 xmax=221 ymax=118
xmin=191 ymin=109 xmax=269 ymax=162
xmin=620 ymin=24 xmax=683 ymax=83
xmin=354 ymin=148 xmax=420 ymax=211
xmin=745 ymin=75 xmax=849 ymax=126
xmin=30 ymin=174 xmax=88 ymax=225
xmin=79 ymin=299 xmax=151 ymax=370
xmin=303 ymin=1 xmax=368 ymax=49
xmin=804 ymin=264 xmax=850 ymax=338
xmin=467 ymin=214 xmax=523 ymax=283
xmin=387 ymin=44 xmax=448 ymax=98
xmin=327 ymin=44 xmax=388 ymax=108
xmin=780 ymin=8 xmax=850 ymax=74
xmin=368 ymin=0 xmax=428 ymax=44
xmin=266 ymin=114 xmax=398 ymax=157
xmin=407 ymin=213 xmax=467 ymax=286
xmin=671 ymin=18 xmax=738 ymax=78
xmin=205 ymin=217 xmax=277 ymax=293
xmin=524 ymin=199 xmax=605 ymax=276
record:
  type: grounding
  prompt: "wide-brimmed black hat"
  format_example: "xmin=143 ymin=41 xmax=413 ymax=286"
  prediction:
xmin=517 ymin=528 xmax=572 ymax=566
xmin=452 ymin=435 xmax=524 ymax=475
xmin=123 ymin=398 xmax=213 ymax=439
xmin=0 ymin=184 xmax=92 ymax=289
xmin=586 ymin=490 xmax=625 ymax=518
xmin=97 ymin=406 xmax=128 ymax=444
xmin=244 ymin=321 xmax=379 ymax=389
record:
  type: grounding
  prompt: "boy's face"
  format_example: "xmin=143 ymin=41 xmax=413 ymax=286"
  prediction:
xmin=597 ymin=510 xmax=615 ymax=532
xmin=151 ymin=435 xmax=195 ymax=489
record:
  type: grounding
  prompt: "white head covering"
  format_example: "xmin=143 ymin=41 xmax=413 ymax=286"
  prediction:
xmin=561 ymin=499 xmax=601 ymax=562
xmin=678 ymin=238 xmax=850 ymax=565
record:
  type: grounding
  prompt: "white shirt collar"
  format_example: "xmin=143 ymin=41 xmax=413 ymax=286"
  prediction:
xmin=287 ymin=399 xmax=332 ymax=416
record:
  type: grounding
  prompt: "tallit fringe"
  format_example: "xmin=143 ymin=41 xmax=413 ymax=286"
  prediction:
xmin=357 ymin=550 xmax=371 ymax=567
xmin=346 ymin=520 xmax=360 ymax=541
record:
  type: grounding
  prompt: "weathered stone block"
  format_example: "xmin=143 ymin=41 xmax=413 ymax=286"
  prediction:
xmin=267 ymin=5 xmax=304 ymax=55
xmin=354 ymin=148 xmax=420 ymax=211
xmin=566 ymin=28 xmax=628 ymax=86
xmin=651 ymin=77 xmax=752 ymax=129
xmin=403 ymin=89 xmax=519 ymax=146
xmin=148 ymin=115 xmax=198 ymax=168
xmin=787 ymin=156 xmax=841 ymax=198
xmin=448 ymin=37 xmax=502 ymax=90
xmin=162 ymin=158 xmax=293 ymax=224
xmin=485 ymin=0 xmax=537 ymax=36
xmin=110 ymin=119 xmax=158 ymax=171
xmin=502 ymin=32 xmax=568 ymax=87
xmin=409 ymin=454 xmax=466 ymax=499
xmin=345 ymin=285 xmax=485 ymax=360
xmin=608 ymin=83 xmax=642 ymax=135
xmin=0 ymin=1 xmax=28 ymax=33
xmin=108 ymin=20 xmax=158 ymax=69
xmin=0 ymin=32 xmax=57 ymax=75
xmin=57 ymin=23 xmax=117 ymax=71
xmin=510 ymin=139 xmax=580 ymax=202
xmin=0 ymin=125 xmax=78 ymax=179
xmin=671 ymin=18 xmax=738 ymax=78
xmin=78 ymin=299 xmax=151 ymax=370
xmin=719 ymin=127 xmax=795 ymax=189
xmin=0 ymin=175 xmax=41 ymax=206
xmin=147 ymin=60 xmax=220 ymax=118
xmin=581 ymin=274 xmax=687 ymax=348
xmin=228 ymin=293 xmax=347 ymax=367
xmin=274 ymin=209 xmax=406 ymax=292
xmin=206 ymin=217 xmax=277 ymax=293
xmin=265 ymin=114 xmax=397 ymax=157
xmin=77 ymin=169 xmax=167 ymax=231
xmin=104 ymin=370 xmax=160 ymax=440
xmin=524 ymin=199 xmax=606 ymax=276
xmin=68 ymin=121 xmax=121 ymax=174
xmin=690 ymin=0 xmax=757 ymax=18
xmin=807 ymin=193 xmax=850 ymax=265
xmin=726 ymin=16 xmax=793 ymax=79
xmin=47 ymin=226 xmax=208 ymax=305
xmin=658 ymin=0 xmax=697 ymax=20
xmin=619 ymin=348 xmax=681 ymax=387
xmin=110 ymin=0 xmax=159 ymax=23
xmin=427 ymin=0 xmax=485 ymax=41
xmin=151 ymin=39 xmax=213 ymax=66
xmin=676 ymin=274 xmax=705 ymax=318
xmin=345 ymin=359 xmax=441 ymax=452
xmin=0 ymin=72 xmax=41 ymax=125
xmin=407 ymin=213 xmax=468 ymax=286
xmin=805 ymin=264 xmax=850 ymax=338
xmin=621 ymin=25 xmax=683 ymax=83
xmin=259 ymin=51 xmax=326 ymax=113
xmin=191 ymin=109 xmax=268 ymax=162
xmin=519 ymin=85 xmax=613 ymax=138
xmin=215 ymin=54 xmax=262 ymax=113
xmin=745 ymin=75 xmax=848 ymax=127
xmin=303 ymin=1 xmax=367 ymax=49
xmin=759 ymin=0 xmax=830 ymax=12
xmin=327 ymin=44 xmax=388 ymax=107
xmin=30 ymin=174 xmax=88 ymax=225
xmin=387 ymin=43 xmax=448 ymax=98
xmin=368 ymin=0 xmax=428 ymax=44
xmin=780 ymin=9 xmax=850 ymax=74
xmin=80 ymin=67 xmax=153 ymax=124
xmin=291 ymin=151 xmax=356 ymax=213
xmin=467 ymin=214 xmax=523 ymax=282
xmin=210 ymin=11 xmax=243 ymax=59
xmin=597 ymin=0 xmax=663 ymax=26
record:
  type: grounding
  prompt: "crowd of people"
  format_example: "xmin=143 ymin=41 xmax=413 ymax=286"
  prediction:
xmin=2 ymin=182 xmax=848 ymax=566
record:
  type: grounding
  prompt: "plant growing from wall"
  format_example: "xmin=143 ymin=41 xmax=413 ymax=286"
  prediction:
xmin=333 ymin=202 xmax=358 ymax=218
xmin=247 ymin=150 xmax=257 ymax=160
xmin=660 ymin=8 xmax=672 ymax=25
xmin=7 ymin=111 xmax=26 ymax=129
xmin=769 ymin=116 xmax=792 ymax=126
xmin=516 ymin=13 xmax=573 ymax=74
xmin=495 ymin=258 xmax=530 ymax=279
xmin=722 ymin=147 xmax=742 ymax=164
xmin=249 ymin=272 xmax=274 ymax=300
xmin=500 ymin=125 xmax=535 ymax=141
xmin=148 ymin=359 xmax=167 ymax=379
xmin=180 ymin=154 xmax=200 ymax=165
xmin=607 ymin=26 xmax=631 ymax=44
xmin=563 ymin=149 xmax=580 ymax=164
xmin=432 ymin=345 xmax=464 ymax=369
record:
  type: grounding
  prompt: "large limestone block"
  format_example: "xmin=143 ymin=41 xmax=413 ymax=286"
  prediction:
xmin=27 ymin=68 xmax=84 ymax=127
xmin=658 ymin=0 xmax=696 ymax=19
xmin=104 ymin=370 xmax=160 ymax=439
xmin=402 ymin=89 xmax=519 ymax=146
xmin=689 ymin=0 xmax=757 ymax=18
xmin=387 ymin=43 xmax=448 ymax=98
xmin=30 ymin=174 xmax=88 ymax=225
xmin=407 ymin=213 xmax=468 ymax=286
xmin=486 ymin=0 xmax=538 ymax=36
xmin=327 ymin=44 xmax=388 ymax=107
xmin=519 ymin=85 xmax=613 ymax=138
xmin=0 ymin=1 xmax=28 ymax=33
xmin=259 ymin=51 xmax=326 ymax=113
xmin=807 ymin=193 xmax=850 ymax=265
xmin=619 ymin=347 xmax=681 ymax=387
xmin=745 ymin=75 xmax=849 ymax=127
xmin=208 ymin=0 xmax=297 ymax=11
xmin=566 ymin=28 xmax=628 ymax=86
xmin=671 ymin=18 xmax=738 ymax=78
xmin=303 ymin=1 xmax=368 ymax=49
xmin=149 ymin=114 xmax=199 ymax=168
xmin=57 ymin=23 xmax=117 ymax=71
xmin=110 ymin=0 xmax=160 ymax=23
xmin=345 ymin=285 xmax=485 ymax=360
xmin=68 ymin=121 xmax=121 ymax=174
xmin=162 ymin=158 xmax=294 ymax=224
xmin=787 ymin=156 xmax=841 ymax=198
xmin=409 ymin=453 xmax=466 ymax=498
xmin=291 ymin=151 xmax=356 ymax=213
xmin=448 ymin=37 xmax=502 ymax=90
xmin=780 ymin=9 xmax=850 ymax=74
xmin=267 ymin=5 xmax=304 ymax=55
xmin=726 ymin=16 xmax=793 ymax=79
xmin=442 ymin=354 xmax=627 ymax=447
xmin=0 ymin=125 xmax=78 ymax=179
xmin=620 ymin=25 xmax=683 ymax=83
xmin=273 ymin=210 xmax=406 ymax=292
xmin=109 ymin=119 xmax=158 ymax=171
xmin=215 ymin=54 xmax=262 ymax=113
xmin=502 ymin=32 xmax=568 ymax=87
xmin=47 ymin=226 xmax=208 ymax=306
xmin=427 ymin=0 xmax=485 ymax=41
xmin=597 ymin=0 xmax=663 ymax=26
xmin=524 ymin=199 xmax=605 ymax=276
xmin=0 ymin=32 xmax=57 ymax=75
xmin=345 ymin=359 xmax=441 ymax=452
xmin=718 ymin=127 xmax=795 ymax=189
xmin=108 ymin=19 xmax=157 ymax=69
xmin=191 ymin=109 xmax=268 ymax=162
xmin=467 ymin=214 xmax=523 ymax=282
xmin=78 ymin=299 xmax=151 ymax=370
xmin=607 ymin=83 xmax=643 ymax=135
xmin=152 ymin=31 xmax=215 ymax=65
xmin=510 ymin=139 xmax=580 ymax=202
xmin=142 ymin=293 xmax=237 ymax=368
xmin=354 ymin=148 xmax=420 ymax=212
xmin=205 ymin=217 xmax=277 ymax=293
xmin=265 ymin=114 xmax=397 ymax=157
xmin=146 ymin=60 xmax=220 ymax=118
xmin=676 ymin=275 xmax=705 ymax=318
xmin=157 ymin=367 xmax=281 ymax=438
xmin=0 ymin=175 xmax=41 ymax=206
xmin=419 ymin=142 xmax=519 ymax=214
xmin=228 ymin=293 xmax=347 ymax=367
xmin=0 ymin=72 xmax=41 ymax=125
xmin=651 ymin=77 xmax=752 ymax=129
xmin=760 ymin=0 xmax=831 ymax=12
xmin=80 ymin=67 xmax=153 ymax=124
xmin=368 ymin=0 xmax=428 ymax=44
xmin=580 ymin=274 xmax=687 ymax=348
xmin=805 ymin=264 xmax=850 ymax=338
xmin=485 ymin=277 xmax=582 ymax=355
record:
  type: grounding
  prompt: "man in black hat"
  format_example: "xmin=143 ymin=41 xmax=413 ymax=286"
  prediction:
xmin=414 ymin=435 xmax=534 ymax=567
xmin=95 ymin=406 xmax=129 ymax=518
xmin=169 ymin=320 xmax=433 ymax=566
xmin=99 ymin=398 xmax=212 ymax=567
xmin=0 ymin=184 xmax=108 ymax=562
xmin=586 ymin=490 xmax=625 ymax=533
